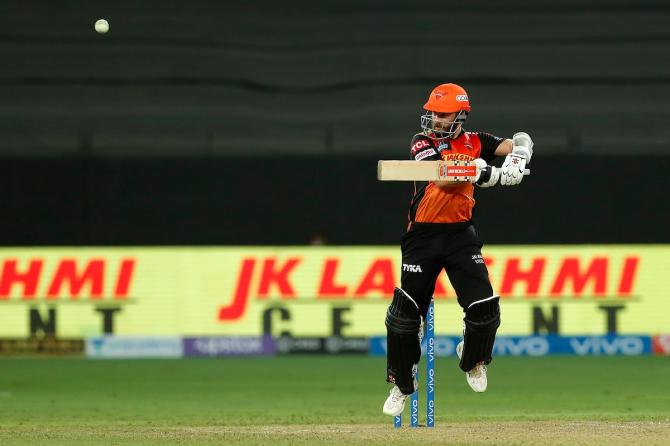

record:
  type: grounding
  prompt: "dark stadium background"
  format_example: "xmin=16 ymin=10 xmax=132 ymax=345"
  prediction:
xmin=1 ymin=0 xmax=667 ymax=246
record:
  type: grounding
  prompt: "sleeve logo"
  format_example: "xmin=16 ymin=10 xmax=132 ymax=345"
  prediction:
xmin=411 ymin=139 xmax=431 ymax=154
xmin=415 ymin=148 xmax=437 ymax=161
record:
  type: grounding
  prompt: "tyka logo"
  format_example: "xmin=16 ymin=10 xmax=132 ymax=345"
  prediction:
xmin=402 ymin=264 xmax=423 ymax=273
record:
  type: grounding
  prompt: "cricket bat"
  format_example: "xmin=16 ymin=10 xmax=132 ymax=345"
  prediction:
xmin=377 ymin=160 xmax=530 ymax=182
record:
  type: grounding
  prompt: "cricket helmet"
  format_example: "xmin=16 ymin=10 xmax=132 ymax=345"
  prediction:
xmin=420 ymin=83 xmax=471 ymax=140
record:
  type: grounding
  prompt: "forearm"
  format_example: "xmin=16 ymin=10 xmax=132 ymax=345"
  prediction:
xmin=494 ymin=139 xmax=513 ymax=157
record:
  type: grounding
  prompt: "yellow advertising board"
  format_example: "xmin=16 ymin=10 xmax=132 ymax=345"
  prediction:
xmin=0 ymin=246 xmax=667 ymax=337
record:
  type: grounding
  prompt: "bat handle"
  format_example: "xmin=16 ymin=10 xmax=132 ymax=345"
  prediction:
xmin=523 ymin=169 xmax=531 ymax=176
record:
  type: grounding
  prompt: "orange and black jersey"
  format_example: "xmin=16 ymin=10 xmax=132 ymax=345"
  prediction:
xmin=408 ymin=131 xmax=503 ymax=225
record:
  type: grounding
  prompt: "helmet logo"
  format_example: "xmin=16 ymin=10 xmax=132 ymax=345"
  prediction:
xmin=434 ymin=91 xmax=444 ymax=99
xmin=456 ymin=95 xmax=468 ymax=101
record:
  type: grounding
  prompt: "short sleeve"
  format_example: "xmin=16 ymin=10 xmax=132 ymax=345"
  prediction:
xmin=477 ymin=132 xmax=504 ymax=163
xmin=409 ymin=135 xmax=440 ymax=161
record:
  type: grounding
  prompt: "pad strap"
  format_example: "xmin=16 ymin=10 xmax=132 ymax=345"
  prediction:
xmin=385 ymin=287 xmax=421 ymax=334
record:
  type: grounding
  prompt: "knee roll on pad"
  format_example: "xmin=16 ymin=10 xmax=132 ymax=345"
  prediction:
xmin=385 ymin=287 xmax=422 ymax=394
xmin=459 ymin=296 xmax=500 ymax=372
xmin=385 ymin=287 xmax=421 ymax=335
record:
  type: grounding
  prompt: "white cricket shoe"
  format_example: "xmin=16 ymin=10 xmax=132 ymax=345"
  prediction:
xmin=456 ymin=341 xmax=488 ymax=393
xmin=382 ymin=385 xmax=409 ymax=416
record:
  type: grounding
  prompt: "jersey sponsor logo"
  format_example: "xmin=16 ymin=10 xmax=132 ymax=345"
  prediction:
xmin=443 ymin=153 xmax=473 ymax=162
xmin=402 ymin=263 xmax=423 ymax=273
xmin=411 ymin=139 xmax=431 ymax=154
xmin=456 ymin=95 xmax=468 ymax=101
xmin=472 ymin=254 xmax=484 ymax=264
xmin=415 ymin=148 xmax=437 ymax=161
xmin=456 ymin=133 xmax=474 ymax=150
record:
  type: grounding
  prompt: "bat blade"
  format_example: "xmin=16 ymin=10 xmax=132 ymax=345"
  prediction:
xmin=377 ymin=160 xmax=476 ymax=182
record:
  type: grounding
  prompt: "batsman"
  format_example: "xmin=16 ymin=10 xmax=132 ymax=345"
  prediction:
xmin=382 ymin=83 xmax=534 ymax=416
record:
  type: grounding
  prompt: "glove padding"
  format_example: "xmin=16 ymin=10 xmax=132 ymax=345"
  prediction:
xmin=473 ymin=158 xmax=499 ymax=187
xmin=500 ymin=153 xmax=527 ymax=186
xmin=512 ymin=132 xmax=533 ymax=163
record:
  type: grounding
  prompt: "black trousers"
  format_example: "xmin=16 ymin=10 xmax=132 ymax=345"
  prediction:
xmin=400 ymin=222 xmax=494 ymax=318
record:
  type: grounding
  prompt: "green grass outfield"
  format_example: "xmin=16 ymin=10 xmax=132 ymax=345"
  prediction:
xmin=0 ymin=356 xmax=669 ymax=445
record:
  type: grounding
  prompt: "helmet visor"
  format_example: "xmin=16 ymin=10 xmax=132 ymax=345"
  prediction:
xmin=420 ymin=110 xmax=468 ymax=140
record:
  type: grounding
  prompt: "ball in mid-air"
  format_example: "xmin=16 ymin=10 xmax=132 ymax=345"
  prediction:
xmin=95 ymin=19 xmax=109 ymax=34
